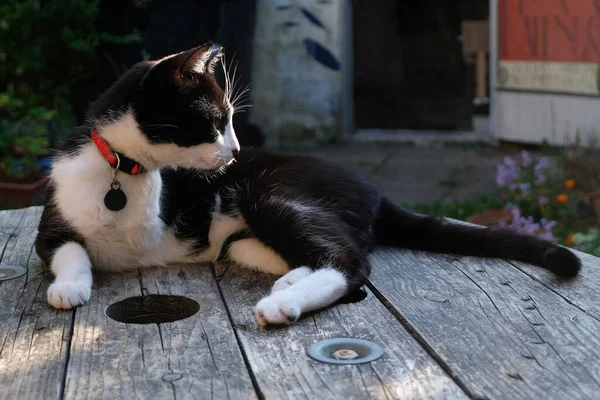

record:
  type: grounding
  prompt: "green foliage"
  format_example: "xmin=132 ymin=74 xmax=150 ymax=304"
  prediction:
xmin=0 ymin=0 xmax=140 ymax=181
xmin=410 ymin=194 xmax=504 ymax=221
xmin=0 ymin=199 xmax=21 ymax=211
xmin=573 ymin=228 xmax=600 ymax=257
xmin=437 ymin=168 xmax=462 ymax=189
xmin=0 ymin=99 xmax=54 ymax=180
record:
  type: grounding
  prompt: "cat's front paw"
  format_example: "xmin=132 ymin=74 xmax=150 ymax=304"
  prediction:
xmin=47 ymin=281 xmax=91 ymax=309
xmin=271 ymin=266 xmax=313 ymax=293
xmin=255 ymin=291 xmax=302 ymax=327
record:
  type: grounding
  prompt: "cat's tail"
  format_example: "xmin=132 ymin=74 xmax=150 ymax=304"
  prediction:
xmin=373 ymin=197 xmax=581 ymax=278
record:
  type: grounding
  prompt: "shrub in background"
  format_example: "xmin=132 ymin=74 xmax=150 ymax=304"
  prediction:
xmin=0 ymin=0 xmax=139 ymax=181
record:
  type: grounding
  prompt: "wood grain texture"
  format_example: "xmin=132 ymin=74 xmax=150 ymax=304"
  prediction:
xmin=369 ymin=247 xmax=600 ymax=400
xmin=141 ymin=266 xmax=257 ymax=399
xmin=447 ymin=218 xmax=600 ymax=323
xmin=64 ymin=264 xmax=257 ymax=400
xmin=218 ymin=266 xmax=468 ymax=400
xmin=0 ymin=206 xmax=74 ymax=400
xmin=4 ymin=206 xmax=600 ymax=400
xmin=509 ymin=251 xmax=600 ymax=321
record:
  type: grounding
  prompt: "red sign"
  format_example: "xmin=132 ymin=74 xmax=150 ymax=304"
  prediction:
xmin=499 ymin=0 xmax=600 ymax=62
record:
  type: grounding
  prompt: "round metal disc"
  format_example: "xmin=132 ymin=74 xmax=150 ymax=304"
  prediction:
xmin=104 ymin=187 xmax=127 ymax=211
xmin=0 ymin=264 xmax=27 ymax=281
xmin=306 ymin=338 xmax=384 ymax=365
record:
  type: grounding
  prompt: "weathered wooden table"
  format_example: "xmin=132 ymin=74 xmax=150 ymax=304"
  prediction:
xmin=2 ymin=206 xmax=600 ymax=400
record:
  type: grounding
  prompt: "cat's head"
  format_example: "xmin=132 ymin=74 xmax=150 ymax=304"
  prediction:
xmin=90 ymin=42 xmax=241 ymax=171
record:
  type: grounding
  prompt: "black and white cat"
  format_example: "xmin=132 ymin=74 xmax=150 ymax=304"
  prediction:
xmin=36 ymin=43 xmax=581 ymax=327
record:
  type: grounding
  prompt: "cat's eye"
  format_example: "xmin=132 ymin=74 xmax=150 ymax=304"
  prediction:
xmin=214 ymin=117 xmax=227 ymax=133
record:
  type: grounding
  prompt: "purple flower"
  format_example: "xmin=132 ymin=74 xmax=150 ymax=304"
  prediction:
xmin=496 ymin=161 xmax=520 ymax=189
xmin=533 ymin=156 xmax=551 ymax=184
xmin=538 ymin=218 xmax=556 ymax=241
xmin=504 ymin=156 xmax=517 ymax=166
xmin=535 ymin=172 xmax=546 ymax=185
xmin=538 ymin=196 xmax=548 ymax=205
xmin=518 ymin=183 xmax=531 ymax=193
xmin=520 ymin=151 xmax=532 ymax=167
xmin=523 ymin=221 xmax=540 ymax=235
xmin=538 ymin=231 xmax=555 ymax=242
xmin=503 ymin=206 xmax=556 ymax=242
xmin=509 ymin=206 xmax=522 ymax=223
xmin=542 ymin=220 xmax=557 ymax=231
xmin=535 ymin=156 xmax=551 ymax=170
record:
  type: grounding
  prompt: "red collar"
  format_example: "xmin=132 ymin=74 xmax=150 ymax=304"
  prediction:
xmin=90 ymin=131 xmax=145 ymax=175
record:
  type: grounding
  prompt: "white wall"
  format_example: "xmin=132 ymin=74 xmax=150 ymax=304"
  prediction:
xmin=494 ymin=91 xmax=600 ymax=146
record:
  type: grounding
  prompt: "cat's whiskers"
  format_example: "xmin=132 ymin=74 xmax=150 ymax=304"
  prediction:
xmin=230 ymin=61 xmax=240 ymax=100
xmin=219 ymin=53 xmax=252 ymax=117
xmin=220 ymin=54 xmax=235 ymax=108
xmin=231 ymin=86 xmax=250 ymax=107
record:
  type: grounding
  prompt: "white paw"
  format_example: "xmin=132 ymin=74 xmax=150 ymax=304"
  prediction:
xmin=255 ymin=291 xmax=302 ymax=327
xmin=271 ymin=278 xmax=295 ymax=293
xmin=47 ymin=281 xmax=91 ymax=309
xmin=271 ymin=267 xmax=313 ymax=293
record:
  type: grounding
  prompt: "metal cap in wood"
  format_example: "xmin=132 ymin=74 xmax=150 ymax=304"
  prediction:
xmin=306 ymin=338 xmax=383 ymax=365
xmin=0 ymin=264 xmax=27 ymax=281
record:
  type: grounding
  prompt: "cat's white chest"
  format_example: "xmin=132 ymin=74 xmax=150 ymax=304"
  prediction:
xmin=50 ymin=148 xmax=189 ymax=271
xmin=81 ymin=212 xmax=166 ymax=271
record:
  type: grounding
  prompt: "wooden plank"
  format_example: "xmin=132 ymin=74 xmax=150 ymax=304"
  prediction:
xmin=218 ymin=267 xmax=468 ymax=400
xmin=509 ymin=251 xmax=600 ymax=321
xmin=369 ymin=248 xmax=600 ymax=400
xmin=64 ymin=264 xmax=257 ymax=399
xmin=140 ymin=266 xmax=257 ymax=399
xmin=0 ymin=206 xmax=74 ymax=400
xmin=449 ymin=217 xmax=600 ymax=322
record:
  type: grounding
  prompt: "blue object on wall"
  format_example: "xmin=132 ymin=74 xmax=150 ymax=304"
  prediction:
xmin=300 ymin=8 xmax=327 ymax=30
xmin=304 ymin=38 xmax=341 ymax=71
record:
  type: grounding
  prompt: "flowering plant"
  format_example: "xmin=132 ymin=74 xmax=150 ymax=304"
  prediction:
xmin=494 ymin=151 xmax=593 ymax=246
xmin=496 ymin=151 xmax=551 ymax=195
xmin=494 ymin=151 xmax=558 ymax=240
xmin=499 ymin=206 xmax=556 ymax=242
xmin=414 ymin=149 xmax=599 ymax=256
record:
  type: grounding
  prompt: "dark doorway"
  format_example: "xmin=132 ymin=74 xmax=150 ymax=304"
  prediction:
xmin=352 ymin=0 xmax=489 ymax=131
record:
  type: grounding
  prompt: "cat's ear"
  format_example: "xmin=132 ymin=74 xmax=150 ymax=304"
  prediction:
xmin=205 ymin=45 xmax=224 ymax=75
xmin=171 ymin=42 xmax=224 ymax=86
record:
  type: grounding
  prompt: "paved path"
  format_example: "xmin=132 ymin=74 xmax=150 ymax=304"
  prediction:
xmin=284 ymin=142 xmax=536 ymax=206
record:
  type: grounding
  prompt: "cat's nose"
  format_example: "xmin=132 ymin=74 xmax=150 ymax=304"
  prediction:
xmin=231 ymin=148 xmax=239 ymax=158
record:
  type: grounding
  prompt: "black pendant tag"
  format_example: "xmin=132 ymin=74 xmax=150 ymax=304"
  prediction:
xmin=104 ymin=181 xmax=127 ymax=211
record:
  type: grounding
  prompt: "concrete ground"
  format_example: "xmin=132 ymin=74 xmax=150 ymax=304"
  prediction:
xmin=281 ymin=141 xmax=537 ymax=206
